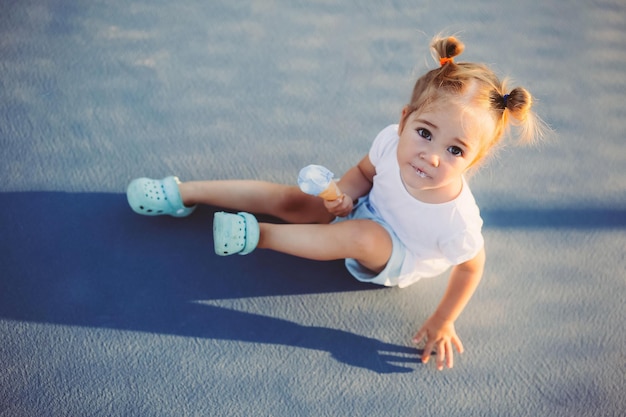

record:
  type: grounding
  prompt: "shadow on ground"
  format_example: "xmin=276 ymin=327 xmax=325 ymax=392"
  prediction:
xmin=0 ymin=192 xmax=420 ymax=374
xmin=2 ymin=192 xmax=625 ymax=373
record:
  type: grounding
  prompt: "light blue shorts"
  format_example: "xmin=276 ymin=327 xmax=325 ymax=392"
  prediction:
xmin=332 ymin=196 xmax=407 ymax=287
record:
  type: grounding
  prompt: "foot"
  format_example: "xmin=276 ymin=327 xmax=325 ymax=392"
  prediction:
xmin=213 ymin=212 xmax=259 ymax=256
xmin=127 ymin=176 xmax=196 ymax=217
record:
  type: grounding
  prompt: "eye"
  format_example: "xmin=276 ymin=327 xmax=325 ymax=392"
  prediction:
xmin=447 ymin=146 xmax=463 ymax=157
xmin=417 ymin=128 xmax=432 ymax=141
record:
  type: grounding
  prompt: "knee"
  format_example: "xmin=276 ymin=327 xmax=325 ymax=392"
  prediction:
xmin=349 ymin=221 xmax=392 ymax=258
xmin=275 ymin=186 xmax=331 ymax=223
xmin=275 ymin=187 xmax=304 ymax=210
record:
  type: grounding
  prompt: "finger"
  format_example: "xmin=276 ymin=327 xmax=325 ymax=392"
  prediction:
xmin=328 ymin=194 xmax=344 ymax=205
xmin=445 ymin=341 xmax=454 ymax=369
xmin=421 ymin=339 xmax=435 ymax=364
xmin=436 ymin=342 xmax=445 ymax=370
xmin=339 ymin=199 xmax=351 ymax=212
xmin=412 ymin=329 xmax=425 ymax=345
xmin=331 ymin=198 xmax=350 ymax=214
xmin=452 ymin=337 xmax=464 ymax=355
xmin=338 ymin=208 xmax=351 ymax=218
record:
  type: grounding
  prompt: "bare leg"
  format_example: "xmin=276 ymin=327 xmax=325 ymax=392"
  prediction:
xmin=179 ymin=180 xmax=334 ymax=224
xmin=258 ymin=219 xmax=393 ymax=273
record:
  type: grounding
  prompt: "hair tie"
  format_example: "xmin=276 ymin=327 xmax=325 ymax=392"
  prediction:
xmin=439 ymin=57 xmax=454 ymax=66
xmin=502 ymin=94 xmax=509 ymax=108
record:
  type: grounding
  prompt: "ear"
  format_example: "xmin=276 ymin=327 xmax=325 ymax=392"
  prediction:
xmin=398 ymin=106 xmax=410 ymax=134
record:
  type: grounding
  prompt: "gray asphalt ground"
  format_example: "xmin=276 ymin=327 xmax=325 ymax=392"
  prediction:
xmin=1 ymin=1 xmax=625 ymax=416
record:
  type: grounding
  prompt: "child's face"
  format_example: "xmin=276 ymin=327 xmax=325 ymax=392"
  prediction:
xmin=396 ymin=102 xmax=494 ymax=204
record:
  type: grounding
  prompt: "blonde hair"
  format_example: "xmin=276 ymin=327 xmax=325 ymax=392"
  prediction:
xmin=404 ymin=35 xmax=546 ymax=167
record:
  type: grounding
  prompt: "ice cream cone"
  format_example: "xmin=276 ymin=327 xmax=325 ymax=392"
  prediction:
xmin=317 ymin=181 xmax=342 ymax=201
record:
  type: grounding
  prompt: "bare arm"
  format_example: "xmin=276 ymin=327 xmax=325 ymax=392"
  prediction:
xmin=338 ymin=154 xmax=376 ymax=199
xmin=413 ymin=247 xmax=486 ymax=370
xmin=325 ymin=155 xmax=376 ymax=217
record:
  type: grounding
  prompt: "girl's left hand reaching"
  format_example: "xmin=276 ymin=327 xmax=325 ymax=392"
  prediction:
xmin=413 ymin=315 xmax=464 ymax=371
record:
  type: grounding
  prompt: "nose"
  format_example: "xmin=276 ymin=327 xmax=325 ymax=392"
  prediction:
xmin=421 ymin=151 xmax=439 ymax=167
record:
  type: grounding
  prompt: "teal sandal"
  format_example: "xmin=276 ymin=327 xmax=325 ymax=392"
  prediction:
xmin=127 ymin=176 xmax=196 ymax=217
xmin=213 ymin=212 xmax=259 ymax=256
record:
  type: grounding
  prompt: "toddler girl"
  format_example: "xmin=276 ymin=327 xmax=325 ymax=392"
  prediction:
xmin=127 ymin=35 xmax=543 ymax=371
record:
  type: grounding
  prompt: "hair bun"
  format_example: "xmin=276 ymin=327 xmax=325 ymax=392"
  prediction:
xmin=505 ymin=87 xmax=532 ymax=121
xmin=431 ymin=36 xmax=465 ymax=60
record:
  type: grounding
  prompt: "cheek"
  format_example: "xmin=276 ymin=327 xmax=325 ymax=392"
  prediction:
xmin=397 ymin=136 xmax=418 ymax=157
xmin=445 ymin=154 xmax=473 ymax=173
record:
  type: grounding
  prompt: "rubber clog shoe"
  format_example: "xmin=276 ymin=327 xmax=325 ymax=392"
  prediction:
xmin=127 ymin=176 xmax=196 ymax=217
xmin=213 ymin=212 xmax=259 ymax=256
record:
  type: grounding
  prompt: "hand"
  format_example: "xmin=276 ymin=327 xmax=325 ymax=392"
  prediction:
xmin=412 ymin=315 xmax=464 ymax=371
xmin=323 ymin=194 xmax=353 ymax=217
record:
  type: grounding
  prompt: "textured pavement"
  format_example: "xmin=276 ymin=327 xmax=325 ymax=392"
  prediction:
xmin=1 ymin=1 xmax=625 ymax=416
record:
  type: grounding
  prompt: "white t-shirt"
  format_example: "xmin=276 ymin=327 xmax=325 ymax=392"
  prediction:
xmin=368 ymin=125 xmax=484 ymax=288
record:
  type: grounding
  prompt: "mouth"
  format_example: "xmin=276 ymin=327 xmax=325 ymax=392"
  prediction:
xmin=412 ymin=165 xmax=430 ymax=179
